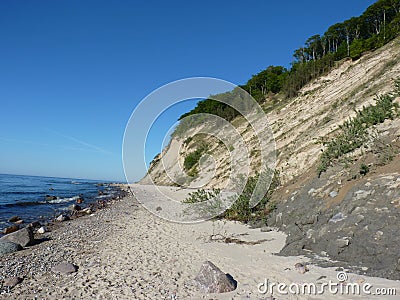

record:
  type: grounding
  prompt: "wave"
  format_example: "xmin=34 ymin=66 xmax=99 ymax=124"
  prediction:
xmin=39 ymin=195 xmax=79 ymax=204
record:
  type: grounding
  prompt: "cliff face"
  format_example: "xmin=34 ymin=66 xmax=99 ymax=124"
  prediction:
xmin=141 ymin=37 xmax=400 ymax=280
xmin=142 ymin=37 xmax=400 ymax=188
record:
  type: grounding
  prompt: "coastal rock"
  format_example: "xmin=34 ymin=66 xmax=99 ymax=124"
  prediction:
xmin=15 ymin=219 xmax=24 ymax=224
xmin=76 ymin=196 xmax=84 ymax=204
xmin=0 ymin=241 xmax=22 ymax=256
xmin=45 ymin=195 xmax=57 ymax=201
xmin=0 ymin=227 xmax=34 ymax=247
xmin=2 ymin=225 xmax=19 ymax=234
xmin=295 ymin=262 xmax=309 ymax=274
xmin=68 ymin=204 xmax=81 ymax=211
xmin=28 ymin=221 xmax=41 ymax=228
xmin=194 ymin=261 xmax=237 ymax=293
xmin=8 ymin=216 xmax=21 ymax=223
xmin=52 ymin=262 xmax=78 ymax=274
xmin=3 ymin=276 xmax=22 ymax=287
xmin=37 ymin=226 xmax=47 ymax=234
xmin=81 ymin=208 xmax=92 ymax=214
xmin=56 ymin=214 xmax=70 ymax=222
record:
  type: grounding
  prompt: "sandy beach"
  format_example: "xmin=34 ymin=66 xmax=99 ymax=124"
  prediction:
xmin=1 ymin=184 xmax=399 ymax=299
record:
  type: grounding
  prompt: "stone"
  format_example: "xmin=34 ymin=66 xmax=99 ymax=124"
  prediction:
xmin=0 ymin=241 xmax=22 ymax=256
xmin=329 ymin=191 xmax=338 ymax=198
xmin=3 ymin=276 xmax=22 ymax=287
xmin=56 ymin=215 xmax=70 ymax=222
xmin=295 ymin=262 xmax=309 ymax=274
xmin=81 ymin=208 xmax=92 ymax=214
xmin=37 ymin=226 xmax=47 ymax=234
xmin=76 ymin=197 xmax=84 ymax=204
xmin=45 ymin=195 xmax=57 ymax=201
xmin=28 ymin=221 xmax=41 ymax=228
xmin=0 ymin=227 xmax=34 ymax=247
xmin=2 ymin=225 xmax=19 ymax=234
xmin=336 ymin=238 xmax=350 ymax=248
xmin=8 ymin=216 xmax=21 ymax=223
xmin=68 ymin=204 xmax=81 ymax=211
xmin=52 ymin=262 xmax=78 ymax=274
xmin=15 ymin=220 xmax=24 ymax=224
xmin=194 ymin=261 xmax=237 ymax=293
xmin=329 ymin=212 xmax=346 ymax=223
xmin=156 ymin=206 xmax=162 ymax=211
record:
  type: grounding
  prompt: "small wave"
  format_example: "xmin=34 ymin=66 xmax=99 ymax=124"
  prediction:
xmin=71 ymin=181 xmax=81 ymax=185
xmin=40 ymin=195 xmax=79 ymax=204
xmin=96 ymin=194 xmax=110 ymax=199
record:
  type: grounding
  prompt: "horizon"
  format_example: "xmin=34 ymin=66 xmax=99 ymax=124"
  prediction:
xmin=0 ymin=0 xmax=376 ymax=181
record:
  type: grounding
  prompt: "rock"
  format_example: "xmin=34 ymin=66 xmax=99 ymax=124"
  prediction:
xmin=81 ymin=208 xmax=92 ymax=214
xmin=45 ymin=195 xmax=57 ymax=201
xmin=156 ymin=206 xmax=162 ymax=211
xmin=0 ymin=227 xmax=34 ymax=247
xmin=49 ymin=187 xmax=54 ymax=190
xmin=329 ymin=212 xmax=346 ymax=223
xmin=68 ymin=204 xmax=81 ymax=211
xmin=2 ymin=225 xmax=19 ymax=234
xmin=295 ymin=262 xmax=309 ymax=274
xmin=3 ymin=276 xmax=22 ymax=287
xmin=27 ymin=221 xmax=41 ymax=228
xmin=52 ymin=262 xmax=78 ymax=274
xmin=15 ymin=219 xmax=24 ymax=224
xmin=56 ymin=214 xmax=70 ymax=222
xmin=336 ymin=238 xmax=350 ymax=248
xmin=8 ymin=216 xmax=21 ymax=223
xmin=0 ymin=241 xmax=22 ymax=256
xmin=37 ymin=226 xmax=47 ymax=234
xmin=329 ymin=191 xmax=338 ymax=198
xmin=76 ymin=197 xmax=84 ymax=204
xmin=194 ymin=261 xmax=237 ymax=293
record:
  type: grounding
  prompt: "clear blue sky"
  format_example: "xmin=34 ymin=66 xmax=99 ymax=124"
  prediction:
xmin=0 ymin=0 xmax=376 ymax=181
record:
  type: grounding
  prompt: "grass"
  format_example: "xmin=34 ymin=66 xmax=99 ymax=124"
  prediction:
xmin=318 ymin=79 xmax=400 ymax=175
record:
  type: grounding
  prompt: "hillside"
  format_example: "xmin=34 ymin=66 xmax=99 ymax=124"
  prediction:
xmin=141 ymin=36 xmax=400 ymax=279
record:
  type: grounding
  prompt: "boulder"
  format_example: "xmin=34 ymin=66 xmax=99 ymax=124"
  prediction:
xmin=2 ymin=225 xmax=19 ymax=234
xmin=194 ymin=261 xmax=237 ymax=293
xmin=56 ymin=214 xmax=70 ymax=222
xmin=15 ymin=220 xmax=24 ymax=225
xmin=3 ymin=276 xmax=22 ymax=287
xmin=8 ymin=216 xmax=21 ymax=223
xmin=27 ymin=221 xmax=41 ymax=228
xmin=68 ymin=204 xmax=81 ymax=211
xmin=45 ymin=195 xmax=57 ymax=201
xmin=76 ymin=197 xmax=84 ymax=204
xmin=81 ymin=208 xmax=92 ymax=214
xmin=37 ymin=226 xmax=47 ymax=234
xmin=52 ymin=262 xmax=78 ymax=274
xmin=0 ymin=227 xmax=34 ymax=247
xmin=0 ymin=241 xmax=22 ymax=256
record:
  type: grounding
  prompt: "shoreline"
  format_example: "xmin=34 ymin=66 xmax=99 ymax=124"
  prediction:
xmin=0 ymin=185 xmax=399 ymax=299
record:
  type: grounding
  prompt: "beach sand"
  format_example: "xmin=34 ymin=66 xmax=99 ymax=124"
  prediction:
xmin=1 ymin=185 xmax=399 ymax=299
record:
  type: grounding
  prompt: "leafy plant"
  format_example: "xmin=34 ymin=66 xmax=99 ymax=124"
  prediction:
xmin=318 ymin=80 xmax=400 ymax=175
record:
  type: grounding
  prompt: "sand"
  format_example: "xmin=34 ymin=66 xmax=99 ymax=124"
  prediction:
xmin=1 ymin=184 xmax=399 ymax=299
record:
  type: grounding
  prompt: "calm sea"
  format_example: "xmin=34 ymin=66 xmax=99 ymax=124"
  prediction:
xmin=0 ymin=174 xmax=120 ymax=231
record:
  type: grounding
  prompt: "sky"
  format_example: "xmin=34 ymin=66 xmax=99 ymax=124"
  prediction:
xmin=0 ymin=0 xmax=377 ymax=182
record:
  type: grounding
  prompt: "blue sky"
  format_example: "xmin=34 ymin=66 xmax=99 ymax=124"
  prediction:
xmin=0 ymin=0 xmax=376 ymax=181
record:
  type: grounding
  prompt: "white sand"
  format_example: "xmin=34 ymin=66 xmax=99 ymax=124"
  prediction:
xmin=1 ymin=185 xmax=399 ymax=299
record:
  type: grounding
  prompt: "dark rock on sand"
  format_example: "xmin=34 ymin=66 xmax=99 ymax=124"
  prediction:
xmin=3 ymin=276 xmax=22 ymax=287
xmin=0 ymin=241 xmax=22 ymax=256
xmin=8 ymin=216 xmax=21 ymax=223
xmin=2 ymin=225 xmax=19 ymax=234
xmin=0 ymin=227 xmax=34 ymax=247
xmin=27 ymin=221 xmax=41 ymax=228
xmin=52 ymin=262 xmax=78 ymax=274
xmin=194 ymin=261 xmax=237 ymax=293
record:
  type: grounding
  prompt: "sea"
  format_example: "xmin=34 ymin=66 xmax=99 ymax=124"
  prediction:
xmin=0 ymin=174 xmax=121 ymax=231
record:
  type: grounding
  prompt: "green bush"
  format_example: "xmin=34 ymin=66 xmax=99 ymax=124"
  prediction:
xmin=318 ymin=80 xmax=400 ymax=175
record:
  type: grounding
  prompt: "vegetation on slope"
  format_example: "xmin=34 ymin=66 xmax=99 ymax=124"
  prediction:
xmin=175 ymin=0 xmax=400 ymax=127
xmin=318 ymin=79 xmax=400 ymax=175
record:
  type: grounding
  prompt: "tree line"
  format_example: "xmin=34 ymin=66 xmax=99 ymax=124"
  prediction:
xmin=177 ymin=0 xmax=400 ymax=126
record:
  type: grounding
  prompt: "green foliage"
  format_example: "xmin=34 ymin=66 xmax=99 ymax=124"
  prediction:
xmin=318 ymin=81 xmax=400 ymax=175
xmin=183 ymin=188 xmax=221 ymax=204
xmin=183 ymin=144 xmax=208 ymax=172
xmin=223 ymin=170 xmax=281 ymax=222
xmin=360 ymin=163 xmax=370 ymax=176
